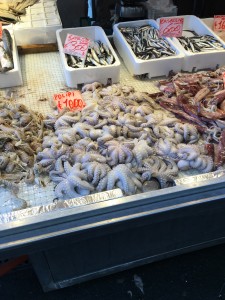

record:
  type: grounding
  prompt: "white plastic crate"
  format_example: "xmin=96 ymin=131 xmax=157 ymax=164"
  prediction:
xmin=0 ymin=26 xmax=23 ymax=89
xmin=202 ymin=18 xmax=225 ymax=42
xmin=13 ymin=0 xmax=62 ymax=45
xmin=56 ymin=26 xmax=121 ymax=88
xmin=113 ymin=19 xmax=184 ymax=78
xmin=157 ymin=15 xmax=225 ymax=72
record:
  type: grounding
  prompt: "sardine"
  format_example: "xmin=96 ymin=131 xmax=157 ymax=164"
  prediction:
xmin=106 ymin=54 xmax=114 ymax=64
xmin=89 ymin=57 xmax=101 ymax=66
xmin=91 ymin=48 xmax=100 ymax=63
xmin=0 ymin=45 xmax=13 ymax=72
xmin=2 ymin=28 xmax=13 ymax=57
xmin=65 ymin=39 xmax=115 ymax=69
xmin=102 ymin=44 xmax=110 ymax=56
xmin=119 ymin=25 xmax=176 ymax=60
xmin=93 ymin=42 xmax=101 ymax=56
xmin=177 ymin=30 xmax=225 ymax=53
xmin=99 ymin=57 xmax=107 ymax=65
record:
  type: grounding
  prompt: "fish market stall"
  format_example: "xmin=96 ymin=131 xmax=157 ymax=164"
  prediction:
xmin=1 ymin=25 xmax=225 ymax=292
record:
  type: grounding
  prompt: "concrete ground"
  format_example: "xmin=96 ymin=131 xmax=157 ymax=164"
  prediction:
xmin=1 ymin=243 xmax=225 ymax=299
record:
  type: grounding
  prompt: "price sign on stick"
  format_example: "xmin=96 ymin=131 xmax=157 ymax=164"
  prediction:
xmin=53 ymin=90 xmax=86 ymax=111
xmin=0 ymin=23 xmax=2 ymax=39
xmin=63 ymin=34 xmax=90 ymax=58
xmin=214 ymin=15 xmax=225 ymax=32
xmin=159 ymin=17 xmax=184 ymax=38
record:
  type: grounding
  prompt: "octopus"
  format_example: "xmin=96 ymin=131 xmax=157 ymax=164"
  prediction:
xmin=154 ymin=138 xmax=178 ymax=159
xmin=28 ymin=79 xmax=225 ymax=202
xmin=132 ymin=140 xmax=154 ymax=165
xmin=83 ymin=162 xmax=110 ymax=186
xmin=105 ymin=140 xmax=133 ymax=166
xmin=2 ymin=80 xmax=212 ymax=213
xmin=81 ymin=81 xmax=102 ymax=92
xmin=107 ymin=164 xmax=142 ymax=195
xmin=53 ymin=162 xmax=94 ymax=199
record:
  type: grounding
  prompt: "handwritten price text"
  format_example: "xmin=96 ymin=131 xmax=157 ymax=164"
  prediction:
xmin=159 ymin=17 xmax=184 ymax=37
xmin=63 ymin=34 xmax=90 ymax=58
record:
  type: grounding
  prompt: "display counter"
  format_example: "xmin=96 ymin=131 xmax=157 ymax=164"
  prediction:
xmin=0 ymin=50 xmax=225 ymax=291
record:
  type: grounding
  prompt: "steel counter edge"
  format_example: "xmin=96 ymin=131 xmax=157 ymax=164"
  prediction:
xmin=0 ymin=176 xmax=225 ymax=291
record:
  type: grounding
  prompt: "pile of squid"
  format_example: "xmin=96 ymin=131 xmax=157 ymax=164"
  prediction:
xmin=34 ymin=82 xmax=218 ymax=200
xmin=157 ymin=66 xmax=225 ymax=168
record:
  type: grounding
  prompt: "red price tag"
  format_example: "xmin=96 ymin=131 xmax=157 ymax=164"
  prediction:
xmin=53 ymin=90 xmax=86 ymax=111
xmin=63 ymin=34 xmax=90 ymax=58
xmin=0 ymin=23 xmax=2 ymax=39
xmin=214 ymin=15 xmax=225 ymax=32
xmin=159 ymin=17 xmax=184 ymax=38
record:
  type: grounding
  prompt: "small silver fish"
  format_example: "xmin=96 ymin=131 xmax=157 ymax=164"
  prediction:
xmin=178 ymin=31 xmax=225 ymax=53
xmin=93 ymin=42 xmax=101 ymax=56
xmin=2 ymin=28 xmax=13 ymax=57
xmin=120 ymin=25 xmax=176 ymax=60
xmin=99 ymin=57 xmax=107 ymax=65
xmin=103 ymin=43 xmax=110 ymax=56
xmin=106 ymin=54 xmax=114 ymax=64
xmin=0 ymin=45 xmax=14 ymax=72
xmin=91 ymin=48 xmax=100 ymax=63
xmin=90 ymin=57 xmax=101 ymax=66
xmin=65 ymin=40 xmax=115 ymax=68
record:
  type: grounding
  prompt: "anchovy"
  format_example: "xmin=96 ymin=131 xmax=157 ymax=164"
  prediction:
xmin=2 ymin=28 xmax=13 ymax=57
xmin=93 ymin=41 xmax=101 ymax=56
xmin=119 ymin=25 xmax=176 ymax=60
xmin=99 ymin=57 xmax=107 ymax=65
xmin=177 ymin=30 xmax=225 ymax=53
xmin=0 ymin=45 xmax=13 ymax=72
xmin=106 ymin=54 xmax=114 ymax=64
xmin=102 ymin=44 xmax=110 ymax=56
xmin=0 ymin=29 xmax=14 ymax=73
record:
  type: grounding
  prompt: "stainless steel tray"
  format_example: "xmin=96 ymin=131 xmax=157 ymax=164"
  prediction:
xmin=0 ymin=51 xmax=224 ymax=227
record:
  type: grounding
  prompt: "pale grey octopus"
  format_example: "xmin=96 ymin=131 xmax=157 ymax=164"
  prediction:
xmin=107 ymin=164 xmax=142 ymax=195
xmin=104 ymin=140 xmax=134 ymax=166
xmin=136 ymin=155 xmax=178 ymax=188
xmin=52 ymin=161 xmax=95 ymax=199
xmin=35 ymin=81 xmax=216 ymax=200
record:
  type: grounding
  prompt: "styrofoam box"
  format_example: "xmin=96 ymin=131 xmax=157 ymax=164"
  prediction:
xmin=56 ymin=26 xmax=121 ymax=88
xmin=13 ymin=0 xmax=62 ymax=45
xmin=0 ymin=27 xmax=23 ymax=89
xmin=157 ymin=15 xmax=225 ymax=72
xmin=113 ymin=19 xmax=184 ymax=78
xmin=202 ymin=18 xmax=225 ymax=42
